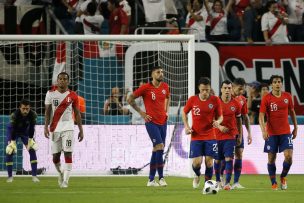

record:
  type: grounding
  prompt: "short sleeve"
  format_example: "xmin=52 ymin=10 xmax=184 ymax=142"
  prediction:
xmin=45 ymin=91 xmax=52 ymax=105
xmin=259 ymin=96 xmax=267 ymax=113
xmin=183 ymin=97 xmax=193 ymax=114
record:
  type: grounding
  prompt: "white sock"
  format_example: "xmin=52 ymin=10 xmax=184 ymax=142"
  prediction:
xmin=64 ymin=163 xmax=72 ymax=183
xmin=54 ymin=163 xmax=62 ymax=174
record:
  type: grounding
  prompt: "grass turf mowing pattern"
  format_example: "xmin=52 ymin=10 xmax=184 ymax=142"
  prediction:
xmin=0 ymin=175 xmax=303 ymax=203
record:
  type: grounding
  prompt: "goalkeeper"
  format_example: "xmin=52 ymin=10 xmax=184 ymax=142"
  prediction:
xmin=5 ymin=99 xmax=39 ymax=183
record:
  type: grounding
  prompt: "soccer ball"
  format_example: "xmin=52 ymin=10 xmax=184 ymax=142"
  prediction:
xmin=202 ymin=180 xmax=220 ymax=195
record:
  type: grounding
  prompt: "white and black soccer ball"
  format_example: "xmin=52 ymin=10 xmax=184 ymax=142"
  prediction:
xmin=202 ymin=180 xmax=220 ymax=195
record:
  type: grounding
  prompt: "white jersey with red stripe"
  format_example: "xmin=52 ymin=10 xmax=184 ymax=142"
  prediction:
xmin=261 ymin=11 xmax=289 ymax=42
xmin=45 ymin=89 xmax=78 ymax=133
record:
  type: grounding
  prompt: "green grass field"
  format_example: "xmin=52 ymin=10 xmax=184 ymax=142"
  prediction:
xmin=0 ymin=175 xmax=303 ymax=203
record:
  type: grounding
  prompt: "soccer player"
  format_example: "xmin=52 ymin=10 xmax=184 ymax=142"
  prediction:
xmin=182 ymin=77 xmax=223 ymax=189
xmin=44 ymin=72 xmax=84 ymax=188
xmin=214 ymin=80 xmax=242 ymax=190
xmin=127 ymin=66 xmax=170 ymax=187
xmin=259 ymin=75 xmax=297 ymax=190
xmin=230 ymin=77 xmax=252 ymax=189
xmin=5 ymin=99 xmax=39 ymax=183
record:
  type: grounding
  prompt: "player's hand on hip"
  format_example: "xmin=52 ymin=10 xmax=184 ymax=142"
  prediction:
xmin=292 ymin=127 xmax=297 ymax=139
xmin=78 ymin=131 xmax=84 ymax=142
xmin=262 ymin=131 xmax=269 ymax=140
xmin=44 ymin=127 xmax=50 ymax=139
xmin=185 ymin=127 xmax=193 ymax=135
xmin=140 ymin=112 xmax=152 ymax=122
xmin=247 ymin=134 xmax=252 ymax=145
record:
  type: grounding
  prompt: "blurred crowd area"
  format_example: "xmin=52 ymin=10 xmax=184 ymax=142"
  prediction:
xmin=0 ymin=0 xmax=303 ymax=43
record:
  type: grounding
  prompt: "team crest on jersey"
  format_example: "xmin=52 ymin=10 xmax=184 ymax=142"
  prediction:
xmin=240 ymin=100 xmax=244 ymax=105
xmin=208 ymin=104 xmax=213 ymax=109
xmin=162 ymin=89 xmax=166 ymax=95
xmin=284 ymin=99 xmax=288 ymax=104
xmin=230 ymin=106 xmax=236 ymax=111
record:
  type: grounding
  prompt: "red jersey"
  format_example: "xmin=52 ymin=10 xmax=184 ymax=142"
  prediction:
xmin=183 ymin=95 xmax=222 ymax=141
xmin=234 ymin=95 xmax=248 ymax=115
xmin=215 ymin=98 xmax=241 ymax=140
xmin=260 ymin=91 xmax=293 ymax=136
xmin=109 ymin=7 xmax=129 ymax=34
xmin=133 ymin=82 xmax=170 ymax=125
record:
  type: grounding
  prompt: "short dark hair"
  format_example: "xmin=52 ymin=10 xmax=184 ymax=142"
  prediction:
xmin=150 ymin=66 xmax=163 ymax=74
xmin=266 ymin=0 xmax=277 ymax=10
xmin=259 ymin=83 xmax=269 ymax=91
xmin=221 ymin=80 xmax=232 ymax=88
xmin=57 ymin=72 xmax=70 ymax=80
xmin=198 ymin=77 xmax=211 ymax=86
xmin=269 ymin=75 xmax=284 ymax=84
xmin=20 ymin=99 xmax=30 ymax=107
xmin=233 ymin=77 xmax=246 ymax=86
xmin=87 ymin=2 xmax=97 ymax=15
xmin=108 ymin=0 xmax=120 ymax=7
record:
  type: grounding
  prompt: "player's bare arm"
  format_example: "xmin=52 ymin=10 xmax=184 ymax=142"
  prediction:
xmin=212 ymin=115 xmax=223 ymax=128
xmin=243 ymin=114 xmax=252 ymax=145
xmin=236 ymin=116 xmax=243 ymax=146
xmin=44 ymin=104 xmax=52 ymax=139
xmin=217 ymin=124 xmax=229 ymax=133
xmin=165 ymin=97 xmax=170 ymax=117
xmin=258 ymin=112 xmax=268 ymax=140
xmin=73 ymin=106 xmax=84 ymax=142
xmin=181 ymin=111 xmax=193 ymax=134
xmin=127 ymin=93 xmax=151 ymax=121
xmin=289 ymin=109 xmax=298 ymax=139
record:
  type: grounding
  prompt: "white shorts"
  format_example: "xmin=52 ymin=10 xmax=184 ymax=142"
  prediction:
xmin=51 ymin=130 xmax=74 ymax=154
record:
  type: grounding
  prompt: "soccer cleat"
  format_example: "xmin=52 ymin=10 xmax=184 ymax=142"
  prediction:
xmin=216 ymin=181 xmax=223 ymax=190
xmin=58 ymin=171 xmax=64 ymax=187
xmin=6 ymin=177 xmax=13 ymax=183
xmin=223 ymin=184 xmax=231 ymax=191
xmin=231 ymin=182 xmax=245 ymax=189
xmin=192 ymin=175 xmax=201 ymax=189
xmin=280 ymin=177 xmax=287 ymax=190
xmin=158 ymin=178 xmax=168 ymax=187
xmin=32 ymin=176 xmax=40 ymax=183
xmin=61 ymin=181 xmax=68 ymax=188
xmin=147 ymin=180 xmax=159 ymax=187
xmin=272 ymin=183 xmax=278 ymax=190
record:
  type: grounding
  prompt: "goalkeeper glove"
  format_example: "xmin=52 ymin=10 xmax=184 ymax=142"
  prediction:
xmin=6 ymin=141 xmax=17 ymax=155
xmin=27 ymin=138 xmax=38 ymax=151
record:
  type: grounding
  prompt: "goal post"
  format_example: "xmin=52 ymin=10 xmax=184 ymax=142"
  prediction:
xmin=0 ymin=34 xmax=195 ymax=176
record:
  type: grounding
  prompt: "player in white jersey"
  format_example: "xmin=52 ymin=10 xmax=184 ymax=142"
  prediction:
xmin=80 ymin=2 xmax=104 ymax=34
xmin=44 ymin=72 xmax=84 ymax=188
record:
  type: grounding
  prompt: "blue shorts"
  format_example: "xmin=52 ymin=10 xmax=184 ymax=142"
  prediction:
xmin=215 ymin=139 xmax=236 ymax=160
xmin=264 ymin=134 xmax=293 ymax=153
xmin=145 ymin=122 xmax=167 ymax=147
xmin=235 ymin=134 xmax=244 ymax=149
xmin=189 ymin=140 xmax=217 ymax=158
xmin=6 ymin=124 xmax=29 ymax=145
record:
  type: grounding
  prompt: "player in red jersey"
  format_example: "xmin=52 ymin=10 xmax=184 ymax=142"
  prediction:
xmin=182 ymin=77 xmax=223 ymax=189
xmin=228 ymin=77 xmax=252 ymax=189
xmin=259 ymin=75 xmax=297 ymax=190
xmin=44 ymin=72 xmax=84 ymax=188
xmin=214 ymin=80 xmax=242 ymax=190
xmin=127 ymin=66 xmax=170 ymax=187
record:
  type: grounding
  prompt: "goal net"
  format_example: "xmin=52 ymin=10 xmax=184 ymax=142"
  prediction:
xmin=0 ymin=35 xmax=195 ymax=176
